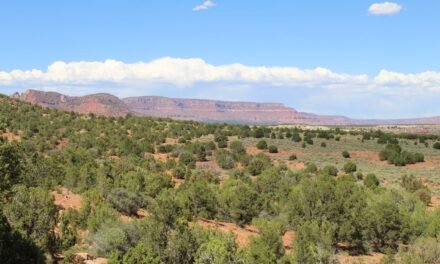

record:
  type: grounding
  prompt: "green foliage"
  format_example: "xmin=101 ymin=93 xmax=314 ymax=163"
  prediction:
xmin=379 ymin=144 xmax=425 ymax=166
xmin=108 ymin=188 xmax=143 ymax=215
xmin=433 ymin=142 xmax=440 ymax=150
xmin=215 ymin=150 xmax=236 ymax=169
xmin=194 ymin=229 xmax=237 ymax=264
xmin=0 ymin=142 xmax=22 ymax=191
xmin=256 ymin=140 xmax=268 ymax=150
xmin=122 ymin=243 xmax=160 ymax=264
xmin=343 ymin=161 xmax=357 ymax=173
xmin=268 ymin=145 xmax=278 ymax=153
xmin=321 ymin=165 xmax=338 ymax=176
xmin=342 ymin=150 xmax=350 ymax=158
xmin=364 ymin=173 xmax=380 ymax=189
xmin=288 ymin=153 xmax=297 ymax=161
xmin=247 ymin=153 xmax=271 ymax=176
xmin=229 ymin=140 xmax=246 ymax=155
xmin=177 ymin=176 xmax=218 ymax=219
xmin=243 ymin=220 xmax=285 ymax=264
xmin=0 ymin=210 xmax=45 ymax=264
xmin=179 ymin=151 xmax=196 ymax=168
xmin=218 ymin=179 xmax=260 ymax=226
xmin=293 ymin=220 xmax=336 ymax=264
xmin=3 ymin=185 xmax=57 ymax=252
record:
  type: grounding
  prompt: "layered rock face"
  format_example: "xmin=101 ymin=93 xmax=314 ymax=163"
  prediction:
xmin=12 ymin=90 xmax=130 ymax=116
xmin=12 ymin=89 xmax=440 ymax=125
xmin=125 ymin=96 xmax=302 ymax=124
xmin=7 ymin=90 xmax=362 ymax=125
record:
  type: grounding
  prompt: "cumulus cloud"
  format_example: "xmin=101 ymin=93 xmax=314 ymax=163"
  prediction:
xmin=193 ymin=0 xmax=216 ymax=11
xmin=2 ymin=58 xmax=440 ymax=118
xmin=0 ymin=58 xmax=439 ymax=96
xmin=368 ymin=2 xmax=402 ymax=15
xmin=0 ymin=58 xmax=371 ymax=87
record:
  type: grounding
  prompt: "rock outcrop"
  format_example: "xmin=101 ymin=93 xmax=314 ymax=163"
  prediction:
xmin=11 ymin=89 xmax=440 ymax=125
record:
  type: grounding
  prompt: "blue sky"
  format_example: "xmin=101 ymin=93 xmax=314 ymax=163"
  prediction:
xmin=0 ymin=0 xmax=439 ymax=119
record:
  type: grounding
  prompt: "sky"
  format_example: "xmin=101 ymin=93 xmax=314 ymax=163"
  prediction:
xmin=0 ymin=0 xmax=439 ymax=119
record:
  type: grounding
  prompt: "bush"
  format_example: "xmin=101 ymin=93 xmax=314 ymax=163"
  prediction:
xmin=256 ymin=140 xmax=267 ymax=150
xmin=433 ymin=142 xmax=440 ymax=150
xmin=247 ymin=154 xmax=271 ymax=176
xmin=304 ymin=163 xmax=318 ymax=173
xmin=179 ymin=152 xmax=195 ymax=168
xmin=415 ymin=188 xmax=431 ymax=206
xmin=230 ymin=141 xmax=246 ymax=155
xmin=217 ymin=140 xmax=228 ymax=149
xmin=288 ymin=153 xmax=297 ymax=161
xmin=157 ymin=144 xmax=175 ymax=153
xmin=364 ymin=173 xmax=380 ymax=189
xmin=321 ymin=165 xmax=338 ymax=176
xmin=342 ymin=150 xmax=350 ymax=159
xmin=215 ymin=150 xmax=236 ymax=170
xmin=321 ymin=142 xmax=327 ymax=148
xmin=108 ymin=188 xmax=143 ymax=216
xmin=343 ymin=161 xmax=357 ymax=173
xmin=379 ymin=144 xmax=424 ymax=166
xmin=172 ymin=166 xmax=187 ymax=179
xmin=268 ymin=145 xmax=278 ymax=153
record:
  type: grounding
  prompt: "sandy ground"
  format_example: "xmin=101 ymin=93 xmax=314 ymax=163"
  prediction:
xmin=337 ymin=252 xmax=385 ymax=264
xmin=1 ymin=131 xmax=21 ymax=142
xmin=195 ymin=218 xmax=259 ymax=247
xmin=51 ymin=187 xmax=82 ymax=210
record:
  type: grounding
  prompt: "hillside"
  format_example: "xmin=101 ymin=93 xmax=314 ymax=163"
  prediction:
xmin=1 ymin=94 xmax=440 ymax=263
xmin=12 ymin=89 xmax=357 ymax=125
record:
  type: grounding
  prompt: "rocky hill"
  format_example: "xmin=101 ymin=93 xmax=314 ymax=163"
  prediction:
xmin=10 ymin=89 xmax=440 ymax=125
xmin=12 ymin=90 xmax=130 ymax=116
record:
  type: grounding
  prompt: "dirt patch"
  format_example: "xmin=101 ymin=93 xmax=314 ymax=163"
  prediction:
xmin=56 ymin=138 xmax=69 ymax=149
xmin=349 ymin=150 xmax=381 ymax=163
xmin=337 ymin=252 xmax=385 ymax=264
xmin=51 ymin=188 xmax=82 ymax=210
xmin=282 ymin=231 xmax=295 ymax=254
xmin=405 ymin=159 xmax=435 ymax=169
xmin=1 ymin=131 xmax=21 ymax=142
xmin=173 ymin=178 xmax=184 ymax=189
xmin=285 ymin=161 xmax=306 ymax=170
xmin=429 ymin=195 xmax=440 ymax=211
xmin=246 ymin=147 xmax=263 ymax=156
xmin=195 ymin=218 xmax=258 ymax=247
xmin=151 ymin=153 xmax=170 ymax=163
xmin=196 ymin=160 xmax=224 ymax=173
xmin=165 ymin=138 xmax=178 ymax=144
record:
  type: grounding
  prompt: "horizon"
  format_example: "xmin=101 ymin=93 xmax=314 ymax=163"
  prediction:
xmin=10 ymin=88 xmax=440 ymax=121
xmin=0 ymin=1 xmax=439 ymax=119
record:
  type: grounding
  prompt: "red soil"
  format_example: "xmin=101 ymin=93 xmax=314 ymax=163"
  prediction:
xmin=195 ymin=218 xmax=258 ymax=247
xmin=337 ymin=252 xmax=385 ymax=264
xmin=51 ymin=188 xmax=82 ymax=210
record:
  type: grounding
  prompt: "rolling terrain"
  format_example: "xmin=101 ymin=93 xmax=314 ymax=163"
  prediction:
xmin=12 ymin=89 xmax=440 ymax=126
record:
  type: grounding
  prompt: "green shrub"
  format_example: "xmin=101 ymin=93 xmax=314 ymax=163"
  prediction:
xmin=433 ymin=142 xmax=440 ymax=150
xmin=215 ymin=150 xmax=236 ymax=170
xmin=230 ymin=141 xmax=246 ymax=155
xmin=256 ymin=140 xmax=267 ymax=150
xmin=321 ymin=165 xmax=338 ymax=176
xmin=364 ymin=173 xmax=380 ymax=189
xmin=342 ymin=150 xmax=350 ymax=159
xmin=268 ymin=145 xmax=278 ymax=153
xmin=179 ymin=152 xmax=196 ymax=168
xmin=343 ymin=161 xmax=357 ymax=173
xmin=288 ymin=153 xmax=297 ymax=161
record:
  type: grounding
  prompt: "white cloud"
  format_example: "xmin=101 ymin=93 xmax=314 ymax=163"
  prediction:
xmin=2 ymin=58 xmax=440 ymax=118
xmin=1 ymin=58 xmax=439 ymax=96
xmin=193 ymin=0 xmax=216 ymax=12
xmin=368 ymin=2 xmax=402 ymax=15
